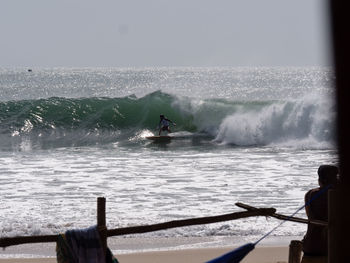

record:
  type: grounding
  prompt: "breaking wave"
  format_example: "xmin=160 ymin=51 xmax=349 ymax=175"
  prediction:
xmin=0 ymin=91 xmax=336 ymax=150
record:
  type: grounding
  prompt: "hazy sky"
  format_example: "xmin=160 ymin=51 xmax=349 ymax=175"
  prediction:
xmin=0 ymin=0 xmax=331 ymax=67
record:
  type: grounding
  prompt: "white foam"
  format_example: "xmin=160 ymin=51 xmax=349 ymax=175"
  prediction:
xmin=214 ymin=94 xmax=336 ymax=149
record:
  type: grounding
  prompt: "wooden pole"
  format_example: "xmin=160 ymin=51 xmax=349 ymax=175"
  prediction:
xmin=328 ymin=0 xmax=350 ymax=262
xmin=0 ymin=235 xmax=58 ymax=247
xmin=328 ymin=190 xmax=339 ymax=263
xmin=235 ymin=203 xmax=327 ymax=226
xmin=4 ymin=202 xmax=323 ymax=250
xmin=107 ymin=208 xmax=275 ymax=237
xmin=288 ymin=240 xmax=302 ymax=263
xmin=97 ymin=197 xmax=107 ymax=257
xmin=0 ymin=206 xmax=276 ymax=248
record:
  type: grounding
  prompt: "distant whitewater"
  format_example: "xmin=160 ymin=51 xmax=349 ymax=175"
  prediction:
xmin=0 ymin=67 xmax=338 ymax=244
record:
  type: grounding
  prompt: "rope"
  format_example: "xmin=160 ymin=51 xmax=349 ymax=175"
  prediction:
xmin=254 ymin=184 xmax=332 ymax=245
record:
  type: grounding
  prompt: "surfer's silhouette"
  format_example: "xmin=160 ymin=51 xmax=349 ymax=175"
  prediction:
xmin=158 ymin=115 xmax=176 ymax=135
xmin=301 ymin=165 xmax=338 ymax=262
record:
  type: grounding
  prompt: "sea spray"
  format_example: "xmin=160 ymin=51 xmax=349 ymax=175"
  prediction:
xmin=214 ymin=94 xmax=336 ymax=148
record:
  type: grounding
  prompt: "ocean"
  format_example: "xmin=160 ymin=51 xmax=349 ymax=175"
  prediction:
xmin=0 ymin=67 xmax=338 ymax=254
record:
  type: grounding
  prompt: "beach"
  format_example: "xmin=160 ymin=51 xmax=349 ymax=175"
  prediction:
xmin=0 ymin=246 xmax=289 ymax=263
xmin=0 ymin=235 xmax=297 ymax=263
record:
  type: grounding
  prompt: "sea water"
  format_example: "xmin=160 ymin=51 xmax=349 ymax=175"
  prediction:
xmin=0 ymin=67 xmax=337 ymax=254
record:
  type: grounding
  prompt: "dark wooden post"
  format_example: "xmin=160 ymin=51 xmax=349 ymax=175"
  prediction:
xmin=288 ymin=240 xmax=302 ymax=263
xmin=97 ymin=197 xmax=107 ymax=257
xmin=328 ymin=190 xmax=339 ymax=263
xmin=329 ymin=0 xmax=350 ymax=262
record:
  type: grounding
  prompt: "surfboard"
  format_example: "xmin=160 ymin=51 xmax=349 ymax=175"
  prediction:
xmin=146 ymin=136 xmax=172 ymax=142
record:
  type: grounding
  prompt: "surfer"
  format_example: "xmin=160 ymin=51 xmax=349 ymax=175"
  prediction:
xmin=158 ymin=114 xmax=176 ymax=135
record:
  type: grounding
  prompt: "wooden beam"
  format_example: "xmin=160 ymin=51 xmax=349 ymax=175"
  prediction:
xmin=329 ymin=0 xmax=350 ymax=262
xmin=0 ymin=207 xmax=275 ymax=248
xmin=235 ymin=203 xmax=327 ymax=226
xmin=0 ymin=234 xmax=58 ymax=248
xmin=107 ymin=208 xmax=276 ymax=237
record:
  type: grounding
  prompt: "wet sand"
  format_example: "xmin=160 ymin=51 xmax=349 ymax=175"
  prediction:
xmin=0 ymin=236 xmax=298 ymax=262
xmin=0 ymin=246 xmax=289 ymax=263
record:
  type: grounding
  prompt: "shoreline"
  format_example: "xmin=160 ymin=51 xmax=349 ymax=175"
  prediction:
xmin=0 ymin=235 xmax=300 ymax=262
xmin=0 ymin=246 xmax=290 ymax=263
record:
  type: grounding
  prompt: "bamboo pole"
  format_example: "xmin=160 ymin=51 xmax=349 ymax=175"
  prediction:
xmin=235 ymin=203 xmax=328 ymax=226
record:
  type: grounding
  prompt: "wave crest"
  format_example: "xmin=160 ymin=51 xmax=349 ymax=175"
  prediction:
xmin=213 ymin=96 xmax=336 ymax=148
xmin=0 ymin=91 xmax=336 ymax=150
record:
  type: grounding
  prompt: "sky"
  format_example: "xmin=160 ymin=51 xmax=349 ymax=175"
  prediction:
xmin=0 ymin=0 xmax=332 ymax=67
